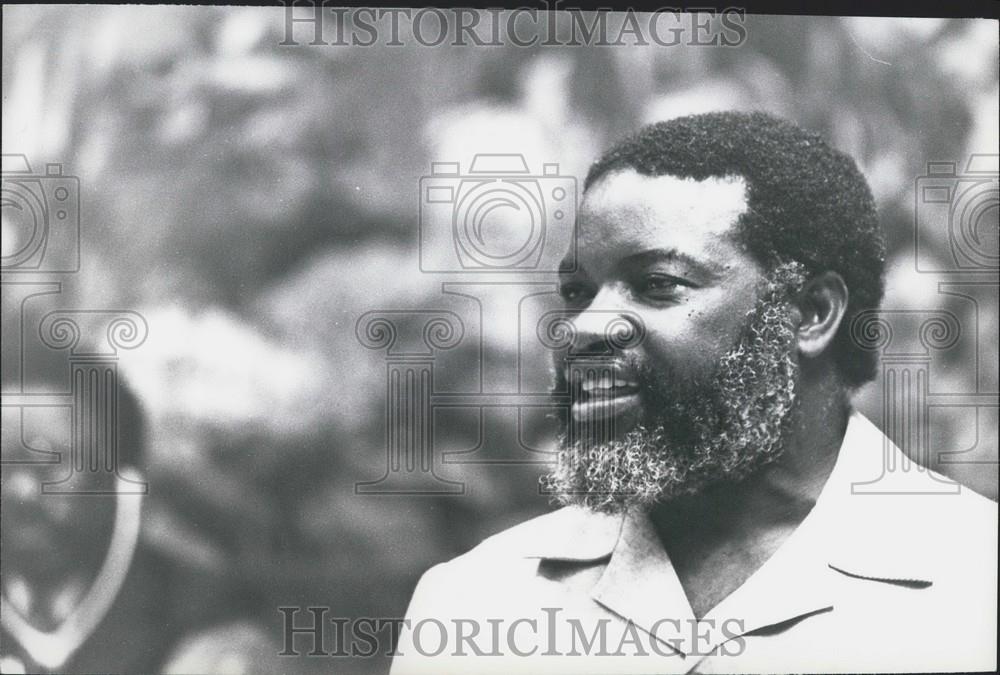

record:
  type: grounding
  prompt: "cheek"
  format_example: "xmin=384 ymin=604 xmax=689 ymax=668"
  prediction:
xmin=639 ymin=321 xmax=727 ymax=381
xmin=636 ymin=291 xmax=758 ymax=375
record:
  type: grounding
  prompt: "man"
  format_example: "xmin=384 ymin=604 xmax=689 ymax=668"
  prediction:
xmin=0 ymin=377 xmax=161 ymax=673
xmin=391 ymin=111 xmax=997 ymax=674
xmin=0 ymin=374 xmax=284 ymax=674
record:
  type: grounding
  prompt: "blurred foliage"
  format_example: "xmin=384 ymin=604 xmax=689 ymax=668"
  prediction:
xmin=2 ymin=7 xmax=997 ymax=674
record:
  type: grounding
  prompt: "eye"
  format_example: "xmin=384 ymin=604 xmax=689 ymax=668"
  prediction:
xmin=558 ymin=280 xmax=595 ymax=306
xmin=637 ymin=273 xmax=690 ymax=300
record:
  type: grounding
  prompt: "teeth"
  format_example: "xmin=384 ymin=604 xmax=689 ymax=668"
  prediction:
xmin=578 ymin=374 xmax=637 ymax=392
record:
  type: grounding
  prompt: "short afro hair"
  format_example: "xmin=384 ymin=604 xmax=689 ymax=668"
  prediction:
xmin=584 ymin=111 xmax=886 ymax=389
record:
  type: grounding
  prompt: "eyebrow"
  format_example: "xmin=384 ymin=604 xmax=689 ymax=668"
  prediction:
xmin=560 ymin=248 xmax=718 ymax=278
xmin=618 ymin=248 xmax=713 ymax=274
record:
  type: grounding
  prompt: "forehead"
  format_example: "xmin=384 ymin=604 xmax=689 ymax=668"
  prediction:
xmin=575 ymin=170 xmax=749 ymax=267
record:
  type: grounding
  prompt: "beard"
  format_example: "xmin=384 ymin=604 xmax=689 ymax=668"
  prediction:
xmin=542 ymin=262 xmax=806 ymax=514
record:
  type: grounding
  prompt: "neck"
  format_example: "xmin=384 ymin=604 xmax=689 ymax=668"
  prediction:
xmin=648 ymin=376 xmax=850 ymax=617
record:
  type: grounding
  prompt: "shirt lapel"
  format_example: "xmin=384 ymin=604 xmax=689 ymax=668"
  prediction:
xmin=591 ymin=511 xmax=697 ymax=656
xmin=704 ymin=411 xmax=938 ymax=643
xmin=700 ymin=499 xmax=837 ymax=641
xmin=818 ymin=412 xmax=941 ymax=585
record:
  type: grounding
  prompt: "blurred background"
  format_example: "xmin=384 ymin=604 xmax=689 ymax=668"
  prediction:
xmin=2 ymin=7 xmax=997 ymax=674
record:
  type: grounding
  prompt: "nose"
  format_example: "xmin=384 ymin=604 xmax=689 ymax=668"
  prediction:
xmin=568 ymin=288 xmax=644 ymax=356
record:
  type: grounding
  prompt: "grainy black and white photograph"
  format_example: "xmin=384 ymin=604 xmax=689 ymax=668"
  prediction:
xmin=1 ymin=3 xmax=998 ymax=674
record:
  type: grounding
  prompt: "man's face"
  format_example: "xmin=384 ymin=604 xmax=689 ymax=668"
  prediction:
xmin=1 ymin=405 xmax=116 ymax=585
xmin=545 ymin=169 xmax=805 ymax=512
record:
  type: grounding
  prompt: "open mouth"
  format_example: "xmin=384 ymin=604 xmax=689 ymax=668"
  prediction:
xmin=566 ymin=366 xmax=641 ymax=422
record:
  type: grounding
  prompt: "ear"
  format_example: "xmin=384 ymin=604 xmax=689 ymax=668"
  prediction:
xmin=794 ymin=271 xmax=848 ymax=359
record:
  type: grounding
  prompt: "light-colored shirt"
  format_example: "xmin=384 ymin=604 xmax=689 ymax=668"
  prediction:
xmin=392 ymin=412 xmax=997 ymax=674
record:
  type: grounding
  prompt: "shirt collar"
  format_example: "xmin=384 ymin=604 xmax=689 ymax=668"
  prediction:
xmin=522 ymin=411 xmax=940 ymax=655
xmin=807 ymin=411 xmax=943 ymax=584
xmin=520 ymin=504 xmax=623 ymax=561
